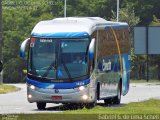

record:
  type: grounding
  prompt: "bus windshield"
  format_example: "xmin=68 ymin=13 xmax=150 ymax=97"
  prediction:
xmin=28 ymin=38 xmax=90 ymax=82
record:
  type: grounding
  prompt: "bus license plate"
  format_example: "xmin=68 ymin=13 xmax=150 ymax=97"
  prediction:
xmin=51 ymin=96 xmax=62 ymax=100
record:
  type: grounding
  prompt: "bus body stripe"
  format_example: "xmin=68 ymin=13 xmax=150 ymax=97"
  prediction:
xmin=31 ymin=32 xmax=89 ymax=38
xmin=26 ymin=78 xmax=90 ymax=89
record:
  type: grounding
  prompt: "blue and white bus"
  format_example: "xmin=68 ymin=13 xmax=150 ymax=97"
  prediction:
xmin=20 ymin=17 xmax=130 ymax=109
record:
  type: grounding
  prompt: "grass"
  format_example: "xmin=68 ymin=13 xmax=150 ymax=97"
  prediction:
xmin=0 ymin=84 xmax=17 ymax=94
xmin=2 ymin=99 xmax=160 ymax=120
xmin=61 ymin=99 xmax=160 ymax=114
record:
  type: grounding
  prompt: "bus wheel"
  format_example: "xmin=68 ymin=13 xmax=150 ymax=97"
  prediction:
xmin=113 ymin=82 xmax=121 ymax=104
xmin=66 ymin=103 xmax=80 ymax=109
xmin=85 ymin=94 xmax=97 ymax=109
xmin=37 ymin=102 xmax=46 ymax=110
xmin=85 ymin=101 xmax=96 ymax=109
xmin=104 ymin=98 xmax=113 ymax=105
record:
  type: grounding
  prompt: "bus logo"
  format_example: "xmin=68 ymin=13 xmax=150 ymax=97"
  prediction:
xmin=55 ymin=89 xmax=59 ymax=93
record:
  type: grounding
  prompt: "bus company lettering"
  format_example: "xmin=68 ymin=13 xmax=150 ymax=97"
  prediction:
xmin=102 ymin=59 xmax=111 ymax=71
xmin=40 ymin=39 xmax=53 ymax=43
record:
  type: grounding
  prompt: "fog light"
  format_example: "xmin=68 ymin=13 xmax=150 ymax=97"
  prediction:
xmin=82 ymin=95 xmax=88 ymax=100
xmin=30 ymin=85 xmax=35 ymax=90
xmin=28 ymin=94 xmax=32 ymax=99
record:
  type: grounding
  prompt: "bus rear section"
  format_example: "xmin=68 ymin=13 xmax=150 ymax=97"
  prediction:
xmin=91 ymin=25 xmax=130 ymax=104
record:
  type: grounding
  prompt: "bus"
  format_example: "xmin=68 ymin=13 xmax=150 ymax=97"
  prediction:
xmin=20 ymin=17 xmax=130 ymax=110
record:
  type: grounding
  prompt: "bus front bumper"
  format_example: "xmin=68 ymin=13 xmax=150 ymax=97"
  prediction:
xmin=27 ymin=84 xmax=96 ymax=104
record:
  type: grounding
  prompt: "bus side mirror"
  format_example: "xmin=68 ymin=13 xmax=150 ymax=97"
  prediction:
xmin=20 ymin=38 xmax=30 ymax=60
xmin=88 ymin=38 xmax=95 ymax=61
xmin=0 ymin=61 xmax=3 ymax=72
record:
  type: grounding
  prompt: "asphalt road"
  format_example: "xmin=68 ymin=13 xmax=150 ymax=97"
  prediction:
xmin=0 ymin=83 xmax=160 ymax=114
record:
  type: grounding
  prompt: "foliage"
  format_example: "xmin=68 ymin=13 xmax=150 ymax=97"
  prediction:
xmin=150 ymin=15 xmax=160 ymax=26
xmin=2 ymin=0 xmax=160 ymax=82
xmin=2 ymin=0 xmax=53 ymax=82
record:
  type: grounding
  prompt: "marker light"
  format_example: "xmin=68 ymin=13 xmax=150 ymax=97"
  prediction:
xmin=30 ymin=85 xmax=35 ymax=90
xmin=82 ymin=95 xmax=88 ymax=100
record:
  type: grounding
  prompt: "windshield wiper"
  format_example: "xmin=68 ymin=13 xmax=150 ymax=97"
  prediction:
xmin=42 ymin=60 xmax=56 ymax=78
xmin=61 ymin=59 xmax=73 ymax=82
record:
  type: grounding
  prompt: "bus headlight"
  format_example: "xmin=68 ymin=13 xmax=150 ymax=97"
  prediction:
xmin=30 ymin=85 xmax=35 ymax=90
xmin=74 ymin=85 xmax=87 ymax=91
xmin=79 ymin=86 xmax=85 ymax=91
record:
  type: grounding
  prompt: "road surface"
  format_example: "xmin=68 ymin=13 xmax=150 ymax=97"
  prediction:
xmin=0 ymin=83 xmax=160 ymax=114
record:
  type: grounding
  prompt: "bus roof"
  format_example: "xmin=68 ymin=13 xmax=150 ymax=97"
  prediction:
xmin=31 ymin=17 xmax=128 ymax=38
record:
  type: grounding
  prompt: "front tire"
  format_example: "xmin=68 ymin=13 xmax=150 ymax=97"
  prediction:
xmin=85 ymin=88 xmax=98 ymax=109
xmin=85 ymin=101 xmax=97 ymax=109
xmin=37 ymin=102 xmax=46 ymax=110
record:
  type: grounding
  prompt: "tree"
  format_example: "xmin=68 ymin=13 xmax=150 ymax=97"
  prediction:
xmin=2 ymin=0 xmax=54 ymax=83
xmin=2 ymin=0 xmax=160 ymax=82
xmin=149 ymin=16 xmax=160 ymax=80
